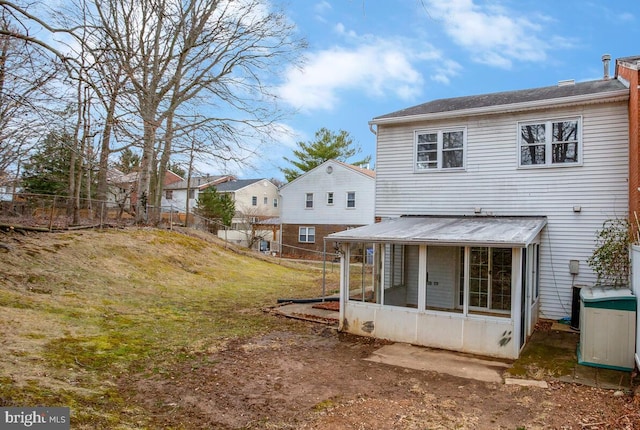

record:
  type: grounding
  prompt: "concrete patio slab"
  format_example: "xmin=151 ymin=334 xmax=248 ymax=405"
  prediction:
xmin=364 ymin=342 xmax=510 ymax=384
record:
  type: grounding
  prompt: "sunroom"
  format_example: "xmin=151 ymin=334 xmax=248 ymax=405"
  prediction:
xmin=326 ymin=216 xmax=547 ymax=359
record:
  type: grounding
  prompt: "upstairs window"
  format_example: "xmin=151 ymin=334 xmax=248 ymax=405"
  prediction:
xmin=252 ymin=196 xmax=257 ymax=206
xmin=327 ymin=192 xmax=334 ymax=205
xmin=415 ymin=128 xmax=465 ymax=171
xmin=519 ymin=118 xmax=580 ymax=167
xmin=263 ymin=196 xmax=268 ymax=205
xmin=165 ymin=190 xmax=173 ymax=199
xmin=273 ymin=198 xmax=278 ymax=208
xmin=305 ymin=193 xmax=313 ymax=208
xmin=346 ymin=191 xmax=356 ymax=208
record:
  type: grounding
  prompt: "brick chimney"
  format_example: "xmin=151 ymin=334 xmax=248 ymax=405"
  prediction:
xmin=615 ymin=57 xmax=640 ymax=224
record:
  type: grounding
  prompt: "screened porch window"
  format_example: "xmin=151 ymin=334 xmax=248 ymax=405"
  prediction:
xmin=347 ymin=242 xmax=377 ymax=303
xmin=382 ymin=244 xmax=419 ymax=308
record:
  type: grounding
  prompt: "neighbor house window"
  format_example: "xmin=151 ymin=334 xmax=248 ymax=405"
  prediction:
xmin=299 ymin=226 xmax=315 ymax=243
xmin=519 ymin=118 xmax=580 ymax=167
xmin=415 ymin=128 xmax=465 ymax=171
xmin=252 ymin=196 xmax=257 ymax=206
xmin=305 ymin=193 xmax=313 ymax=208
xmin=327 ymin=192 xmax=334 ymax=205
xmin=273 ymin=198 xmax=278 ymax=208
xmin=346 ymin=191 xmax=356 ymax=208
xmin=165 ymin=190 xmax=173 ymax=199
xmin=263 ymin=196 xmax=268 ymax=205
xmin=188 ymin=189 xmax=195 ymax=199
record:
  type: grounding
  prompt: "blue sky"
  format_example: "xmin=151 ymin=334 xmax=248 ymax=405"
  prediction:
xmin=227 ymin=1 xmax=639 ymax=181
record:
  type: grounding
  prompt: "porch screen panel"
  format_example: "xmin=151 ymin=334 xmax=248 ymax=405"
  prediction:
xmin=382 ymin=244 xmax=419 ymax=308
xmin=404 ymin=245 xmax=419 ymax=307
xmin=348 ymin=242 xmax=377 ymax=303
xmin=491 ymin=248 xmax=512 ymax=311
xmin=425 ymin=246 xmax=459 ymax=311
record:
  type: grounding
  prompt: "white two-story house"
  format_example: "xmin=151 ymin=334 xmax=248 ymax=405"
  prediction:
xmin=279 ymin=160 xmax=375 ymax=259
xmin=329 ymin=55 xmax=640 ymax=359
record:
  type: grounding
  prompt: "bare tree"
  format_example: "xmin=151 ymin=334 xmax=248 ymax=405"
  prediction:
xmin=0 ymin=10 xmax=62 ymax=185
xmin=86 ymin=0 xmax=304 ymax=223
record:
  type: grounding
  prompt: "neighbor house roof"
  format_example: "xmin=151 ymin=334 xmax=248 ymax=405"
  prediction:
xmin=213 ymin=179 xmax=268 ymax=192
xmin=333 ymin=160 xmax=376 ymax=179
xmin=327 ymin=216 xmax=547 ymax=248
xmin=280 ymin=159 xmax=375 ymax=189
xmin=372 ymin=79 xmax=629 ymax=125
xmin=164 ymin=175 xmax=234 ymax=190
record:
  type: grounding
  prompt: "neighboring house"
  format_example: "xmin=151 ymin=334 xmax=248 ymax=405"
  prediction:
xmin=279 ymin=159 xmax=375 ymax=259
xmin=109 ymin=169 xmax=184 ymax=213
xmin=328 ymin=55 xmax=640 ymax=359
xmin=214 ymin=178 xmax=280 ymax=248
xmin=162 ymin=175 xmax=234 ymax=212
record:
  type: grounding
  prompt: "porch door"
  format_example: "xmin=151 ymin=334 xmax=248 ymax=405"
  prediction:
xmin=468 ymin=247 xmax=512 ymax=312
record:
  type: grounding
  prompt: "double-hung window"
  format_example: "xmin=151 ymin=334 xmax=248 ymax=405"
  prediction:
xmin=519 ymin=118 xmax=580 ymax=167
xmin=252 ymin=196 xmax=257 ymax=206
xmin=305 ymin=193 xmax=313 ymax=208
xmin=346 ymin=192 xmax=356 ymax=208
xmin=327 ymin=192 xmax=334 ymax=205
xmin=299 ymin=226 xmax=315 ymax=243
xmin=415 ymin=128 xmax=465 ymax=171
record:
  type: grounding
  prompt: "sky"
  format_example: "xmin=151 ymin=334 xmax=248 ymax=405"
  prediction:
xmin=238 ymin=0 xmax=639 ymax=182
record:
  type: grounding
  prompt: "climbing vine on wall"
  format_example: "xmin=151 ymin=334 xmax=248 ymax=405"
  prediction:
xmin=587 ymin=218 xmax=632 ymax=288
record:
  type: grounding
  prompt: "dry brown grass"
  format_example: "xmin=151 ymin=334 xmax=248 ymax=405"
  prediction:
xmin=0 ymin=227 xmax=334 ymax=428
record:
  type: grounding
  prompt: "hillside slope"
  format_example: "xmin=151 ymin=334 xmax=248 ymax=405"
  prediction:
xmin=0 ymin=228 xmax=329 ymax=428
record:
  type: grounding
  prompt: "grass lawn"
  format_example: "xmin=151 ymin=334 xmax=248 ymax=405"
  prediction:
xmin=0 ymin=228 xmax=336 ymax=428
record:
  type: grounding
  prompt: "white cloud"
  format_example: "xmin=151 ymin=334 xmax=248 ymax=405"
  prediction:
xmin=277 ymin=32 xmax=444 ymax=112
xmin=314 ymin=1 xmax=332 ymax=14
xmin=426 ymin=0 xmax=551 ymax=69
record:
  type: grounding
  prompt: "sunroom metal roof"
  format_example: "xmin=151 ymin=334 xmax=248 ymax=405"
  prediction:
xmin=326 ymin=216 xmax=547 ymax=247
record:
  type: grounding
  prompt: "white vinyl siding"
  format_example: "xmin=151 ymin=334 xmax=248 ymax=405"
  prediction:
xmin=279 ymin=160 xmax=375 ymax=225
xmin=374 ymin=102 xmax=629 ymax=320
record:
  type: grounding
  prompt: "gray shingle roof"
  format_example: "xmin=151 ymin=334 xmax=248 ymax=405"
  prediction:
xmin=214 ymin=179 xmax=265 ymax=192
xmin=374 ymin=79 xmax=627 ymax=120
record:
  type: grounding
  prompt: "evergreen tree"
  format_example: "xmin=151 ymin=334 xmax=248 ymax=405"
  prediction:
xmin=280 ymin=128 xmax=372 ymax=182
xmin=22 ymin=131 xmax=74 ymax=196
xmin=195 ymin=187 xmax=235 ymax=233
xmin=114 ymin=148 xmax=141 ymax=174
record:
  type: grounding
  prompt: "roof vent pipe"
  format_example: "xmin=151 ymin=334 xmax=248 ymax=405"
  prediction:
xmin=602 ymin=54 xmax=611 ymax=79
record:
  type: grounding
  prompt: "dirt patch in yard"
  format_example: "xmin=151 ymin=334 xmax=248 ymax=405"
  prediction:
xmin=124 ymin=323 xmax=640 ymax=430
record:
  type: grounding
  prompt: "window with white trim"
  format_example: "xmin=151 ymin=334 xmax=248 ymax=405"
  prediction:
xmin=298 ymin=226 xmax=315 ymax=243
xmin=519 ymin=118 xmax=580 ymax=167
xmin=273 ymin=198 xmax=278 ymax=208
xmin=346 ymin=191 xmax=356 ymax=208
xmin=305 ymin=193 xmax=313 ymax=208
xmin=263 ymin=196 xmax=268 ymax=205
xmin=327 ymin=192 xmax=334 ymax=205
xmin=252 ymin=196 xmax=257 ymax=206
xmin=415 ymin=128 xmax=465 ymax=171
